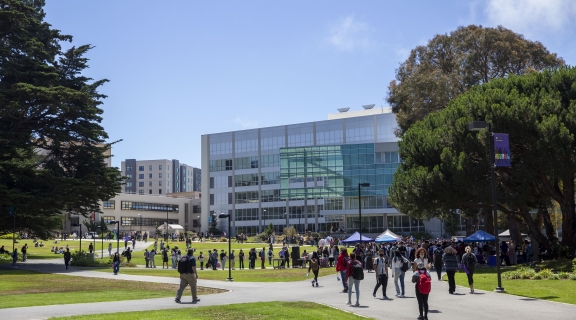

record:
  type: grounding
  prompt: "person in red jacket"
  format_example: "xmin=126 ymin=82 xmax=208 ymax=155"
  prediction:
xmin=336 ymin=247 xmax=350 ymax=292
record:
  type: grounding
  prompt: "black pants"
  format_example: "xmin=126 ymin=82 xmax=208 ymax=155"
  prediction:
xmin=446 ymin=270 xmax=456 ymax=293
xmin=434 ymin=263 xmax=443 ymax=280
xmin=200 ymin=261 xmax=204 ymax=269
xmin=239 ymin=258 xmax=244 ymax=269
xmin=65 ymin=260 xmax=70 ymax=269
xmin=312 ymin=269 xmax=319 ymax=282
xmin=466 ymin=272 xmax=474 ymax=285
xmin=416 ymin=289 xmax=429 ymax=317
xmin=373 ymin=274 xmax=388 ymax=296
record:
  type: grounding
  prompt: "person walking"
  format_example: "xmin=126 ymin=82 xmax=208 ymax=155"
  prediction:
xmin=112 ymin=252 xmax=120 ymax=275
xmin=230 ymin=250 xmax=235 ymax=270
xmin=373 ymin=250 xmax=389 ymax=299
xmin=308 ymin=252 xmax=320 ymax=287
xmin=345 ymin=252 xmax=362 ymax=306
xmin=63 ymin=248 xmax=72 ymax=269
xmin=149 ymin=249 xmax=157 ymax=268
xmin=220 ymin=250 xmax=228 ymax=270
xmin=88 ymin=243 xmax=93 ymax=254
xmin=21 ymin=244 xmax=27 ymax=262
xmin=391 ymin=249 xmax=406 ymax=297
xmin=239 ymin=249 xmax=245 ymax=269
xmin=462 ymin=246 xmax=478 ymax=294
xmin=412 ymin=262 xmax=431 ymax=320
xmin=144 ymin=249 xmax=150 ymax=268
xmin=175 ymin=249 xmax=200 ymax=304
xmin=125 ymin=247 xmax=132 ymax=263
xmin=107 ymin=243 xmax=112 ymax=256
xmin=211 ymin=249 xmax=219 ymax=270
xmin=432 ymin=245 xmax=444 ymax=280
xmin=443 ymin=246 xmax=459 ymax=294
xmin=268 ymin=247 xmax=274 ymax=265
xmin=198 ymin=252 xmax=205 ymax=270
xmin=153 ymin=241 xmax=158 ymax=253
xmin=285 ymin=247 xmax=291 ymax=268
xmin=162 ymin=248 xmax=169 ymax=269
xmin=336 ymin=247 xmax=349 ymax=293
xmin=260 ymin=247 xmax=266 ymax=269
xmin=11 ymin=248 xmax=18 ymax=268
xmin=413 ymin=248 xmax=430 ymax=271
xmin=249 ymin=248 xmax=256 ymax=269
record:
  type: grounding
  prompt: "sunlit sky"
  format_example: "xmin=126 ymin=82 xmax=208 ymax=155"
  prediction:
xmin=43 ymin=0 xmax=576 ymax=168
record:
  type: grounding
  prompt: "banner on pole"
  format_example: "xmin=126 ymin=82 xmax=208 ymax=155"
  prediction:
xmin=494 ymin=133 xmax=511 ymax=167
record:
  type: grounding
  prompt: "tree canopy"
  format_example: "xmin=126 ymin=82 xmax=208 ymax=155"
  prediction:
xmin=387 ymin=25 xmax=565 ymax=135
xmin=0 ymin=0 xmax=121 ymax=238
xmin=388 ymin=66 xmax=576 ymax=250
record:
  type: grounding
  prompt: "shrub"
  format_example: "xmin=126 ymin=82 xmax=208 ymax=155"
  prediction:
xmin=538 ymin=269 xmax=553 ymax=279
xmin=70 ymin=251 xmax=110 ymax=267
xmin=410 ymin=231 xmax=434 ymax=241
xmin=0 ymin=233 xmax=20 ymax=240
xmin=219 ymin=237 xmax=228 ymax=242
xmin=573 ymin=258 xmax=576 ymax=273
xmin=549 ymin=274 xmax=560 ymax=280
xmin=558 ymin=272 xmax=570 ymax=279
xmin=520 ymin=269 xmax=536 ymax=279
xmin=533 ymin=273 xmax=543 ymax=280
xmin=569 ymin=273 xmax=576 ymax=280
xmin=548 ymin=243 xmax=574 ymax=260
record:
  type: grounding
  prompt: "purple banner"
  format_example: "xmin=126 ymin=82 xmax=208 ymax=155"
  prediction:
xmin=494 ymin=133 xmax=511 ymax=167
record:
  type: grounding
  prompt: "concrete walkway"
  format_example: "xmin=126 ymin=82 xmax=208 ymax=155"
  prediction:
xmin=2 ymin=261 xmax=575 ymax=320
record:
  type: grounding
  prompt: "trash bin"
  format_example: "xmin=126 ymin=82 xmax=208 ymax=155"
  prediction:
xmin=487 ymin=255 xmax=497 ymax=267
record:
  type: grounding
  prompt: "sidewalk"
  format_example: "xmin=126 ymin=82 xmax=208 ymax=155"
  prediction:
xmin=2 ymin=263 xmax=575 ymax=320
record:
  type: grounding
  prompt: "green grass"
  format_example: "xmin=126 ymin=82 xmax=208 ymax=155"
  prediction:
xmin=451 ymin=267 xmax=576 ymax=304
xmin=0 ymin=269 xmax=225 ymax=309
xmin=0 ymin=239 xmax=120 ymax=260
xmin=50 ymin=301 xmax=371 ymax=320
xmin=91 ymin=265 xmax=326 ymax=282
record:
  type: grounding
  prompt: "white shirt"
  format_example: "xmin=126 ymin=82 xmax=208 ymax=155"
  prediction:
xmin=375 ymin=257 xmax=387 ymax=275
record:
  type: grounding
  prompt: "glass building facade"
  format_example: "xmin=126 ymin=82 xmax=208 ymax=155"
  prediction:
xmin=201 ymin=109 xmax=436 ymax=236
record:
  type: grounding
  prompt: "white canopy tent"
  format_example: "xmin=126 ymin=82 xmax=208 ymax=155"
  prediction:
xmin=498 ymin=229 xmax=527 ymax=238
xmin=375 ymin=229 xmax=402 ymax=240
xmin=157 ymin=224 xmax=185 ymax=234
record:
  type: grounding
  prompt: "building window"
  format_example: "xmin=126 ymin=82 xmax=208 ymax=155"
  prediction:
xmin=149 ymin=173 xmax=152 ymax=179
xmin=139 ymin=189 xmax=144 ymax=194
xmin=168 ymin=165 xmax=170 ymax=171
xmin=209 ymin=159 xmax=233 ymax=172
xmin=138 ymin=182 xmax=144 ymax=187
xmin=159 ymin=165 xmax=163 ymax=170
xmin=159 ymin=189 xmax=162 ymax=194
xmin=167 ymin=189 xmax=170 ymax=193
xmin=149 ymin=165 xmax=152 ymax=171
xmin=167 ymin=173 xmax=170 ymax=179
xmin=126 ymin=166 xmax=132 ymax=172
xmin=126 ymin=182 xmax=133 ymax=188
xmin=139 ymin=166 xmax=144 ymax=171
xmin=126 ymin=174 xmax=132 ymax=179
xmin=159 ymin=173 xmax=163 ymax=179
xmin=103 ymin=200 xmax=115 ymax=209
xmin=159 ymin=181 xmax=163 ymax=186
xmin=103 ymin=216 xmax=115 ymax=224
xmin=139 ymin=174 xmax=144 ymax=179
xmin=149 ymin=181 xmax=152 ymax=187
xmin=121 ymin=201 xmax=179 ymax=212
xmin=193 ymin=220 xmax=199 ymax=228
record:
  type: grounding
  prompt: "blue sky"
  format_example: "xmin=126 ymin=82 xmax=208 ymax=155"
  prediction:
xmin=43 ymin=0 xmax=576 ymax=168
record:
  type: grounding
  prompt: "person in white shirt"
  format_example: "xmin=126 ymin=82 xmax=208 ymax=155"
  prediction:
xmin=372 ymin=250 xmax=389 ymax=299
xmin=413 ymin=247 xmax=430 ymax=272
xmin=391 ymin=249 xmax=407 ymax=297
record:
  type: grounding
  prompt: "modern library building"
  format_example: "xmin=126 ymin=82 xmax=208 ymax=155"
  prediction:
xmin=201 ymin=107 xmax=443 ymax=237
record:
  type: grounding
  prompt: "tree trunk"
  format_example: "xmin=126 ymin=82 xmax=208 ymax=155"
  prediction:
xmin=484 ymin=210 xmax=494 ymax=235
xmin=560 ymin=179 xmax=576 ymax=248
xmin=508 ymin=215 xmax=523 ymax=245
xmin=540 ymin=206 xmax=558 ymax=244
xmin=518 ymin=208 xmax=550 ymax=249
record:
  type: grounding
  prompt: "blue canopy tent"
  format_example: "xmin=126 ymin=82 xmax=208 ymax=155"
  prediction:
xmin=462 ymin=230 xmax=495 ymax=243
xmin=375 ymin=234 xmax=398 ymax=243
xmin=341 ymin=231 xmax=374 ymax=243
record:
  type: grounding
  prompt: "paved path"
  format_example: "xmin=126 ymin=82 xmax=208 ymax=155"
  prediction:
xmin=2 ymin=261 xmax=575 ymax=320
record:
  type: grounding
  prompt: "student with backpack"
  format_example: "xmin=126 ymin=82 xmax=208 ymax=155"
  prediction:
xmin=345 ymin=252 xmax=363 ymax=307
xmin=432 ymin=245 xmax=444 ymax=280
xmin=308 ymin=251 xmax=320 ymax=287
xmin=372 ymin=250 xmax=389 ymax=299
xmin=391 ymin=249 xmax=408 ymax=297
xmin=175 ymin=249 xmax=200 ymax=304
xmin=412 ymin=261 xmax=431 ymax=320
xmin=336 ymin=247 xmax=350 ymax=293
xmin=462 ymin=246 xmax=478 ymax=294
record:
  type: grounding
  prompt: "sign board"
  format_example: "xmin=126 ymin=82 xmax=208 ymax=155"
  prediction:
xmin=494 ymin=133 xmax=511 ymax=167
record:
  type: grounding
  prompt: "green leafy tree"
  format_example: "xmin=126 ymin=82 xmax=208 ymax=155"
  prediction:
xmin=388 ymin=66 xmax=576 ymax=250
xmin=0 ymin=0 xmax=122 ymax=237
xmin=387 ymin=25 xmax=564 ymax=135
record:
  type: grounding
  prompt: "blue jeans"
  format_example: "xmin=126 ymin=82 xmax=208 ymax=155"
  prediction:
xmin=113 ymin=262 xmax=120 ymax=274
xmin=394 ymin=267 xmax=405 ymax=295
xmin=340 ymin=271 xmax=347 ymax=289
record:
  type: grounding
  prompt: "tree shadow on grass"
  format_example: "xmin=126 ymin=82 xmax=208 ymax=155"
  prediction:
xmin=519 ymin=296 xmax=559 ymax=301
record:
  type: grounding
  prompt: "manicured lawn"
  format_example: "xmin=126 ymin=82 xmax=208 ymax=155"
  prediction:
xmin=0 ymin=269 xmax=225 ymax=309
xmin=50 ymin=301 xmax=372 ymax=320
xmin=450 ymin=267 xmax=576 ymax=304
xmin=0 ymin=239 xmax=120 ymax=260
xmin=91 ymin=265 xmax=331 ymax=282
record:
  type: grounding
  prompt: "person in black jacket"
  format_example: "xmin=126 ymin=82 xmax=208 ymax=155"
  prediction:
xmin=63 ymin=248 xmax=71 ymax=269
xmin=238 ymin=249 xmax=245 ymax=269
xmin=442 ymin=246 xmax=459 ymax=294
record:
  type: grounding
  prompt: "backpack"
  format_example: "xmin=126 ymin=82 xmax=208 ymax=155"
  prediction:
xmin=311 ymin=259 xmax=319 ymax=271
xmin=401 ymin=258 xmax=410 ymax=273
xmin=177 ymin=256 xmax=192 ymax=274
xmin=466 ymin=253 xmax=475 ymax=267
xmin=417 ymin=270 xmax=431 ymax=294
xmin=434 ymin=249 xmax=443 ymax=262
xmin=352 ymin=262 xmax=364 ymax=280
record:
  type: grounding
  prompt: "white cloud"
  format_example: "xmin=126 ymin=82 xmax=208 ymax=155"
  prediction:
xmin=484 ymin=0 xmax=576 ymax=37
xmin=326 ymin=15 xmax=372 ymax=51
xmin=233 ymin=117 xmax=259 ymax=129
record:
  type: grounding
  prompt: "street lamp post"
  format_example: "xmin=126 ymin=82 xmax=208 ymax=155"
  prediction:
xmin=218 ymin=212 xmax=234 ymax=281
xmin=262 ymin=209 xmax=267 ymax=233
xmin=138 ymin=214 xmax=142 ymax=240
xmin=110 ymin=220 xmax=120 ymax=253
xmin=165 ymin=205 xmax=169 ymax=242
xmin=97 ymin=226 xmax=104 ymax=259
xmin=468 ymin=121 xmax=505 ymax=293
xmin=358 ymin=183 xmax=370 ymax=245
xmin=79 ymin=223 xmax=82 ymax=252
